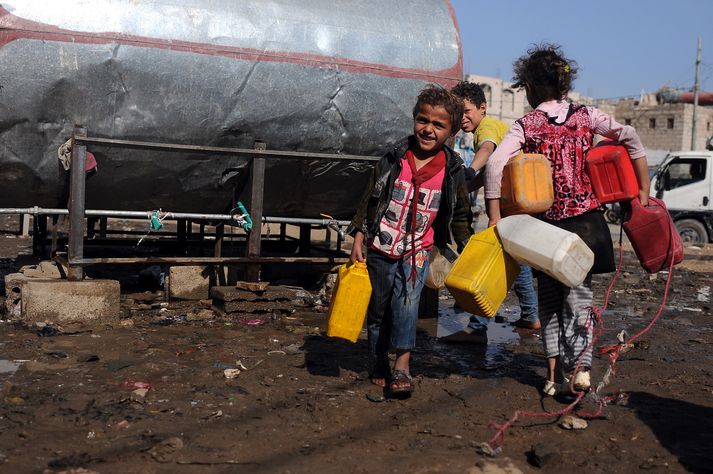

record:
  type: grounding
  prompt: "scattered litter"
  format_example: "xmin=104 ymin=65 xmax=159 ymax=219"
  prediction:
xmin=223 ymin=360 xmax=249 ymax=379
xmin=267 ymin=350 xmax=286 ymax=356
xmin=120 ymin=380 xmax=154 ymax=390
xmin=223 ymin=369 xmax=241 ymax=379
xmin=202 ymin=410 xmax=223 ymax=419
xmin=697 ymin=286 xmax=710 ymax=302
xmin=119 ymin=319 xmax=135 ymax=328
xmin=475 ymin=442 xmax=501 ymax=458
xmin=213 ymin=362 xmax=236 ymax=370
xmin=111 ymin=420 xmax=130 ymax=430
xmin=131 ymin=388 xmax=149 ymax=402
xmin=241 ymin=318 xmax=266 ymax=326
xmin=86 ymin=431 xmax=96 ymax=439
xmin=559 ymin=414 xmax=588 ymax=430
xmin=366 ymin=393 xmax=385 ymax=403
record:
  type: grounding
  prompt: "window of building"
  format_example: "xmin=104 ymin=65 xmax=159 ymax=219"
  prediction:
xmin=649 ymin=118 xmax=656 ymax=129
xmin=481 ymin=84 xmax=492 ymax=107
xmin=708 ymin=122 xmax=711 ymax=131
xmin=667 ymin=117 xmax=674 ymax=129
xmin=624 ymin=118 xmax=632 ymax=126
xmin=503 ymin=89 xmax=515 ymax=112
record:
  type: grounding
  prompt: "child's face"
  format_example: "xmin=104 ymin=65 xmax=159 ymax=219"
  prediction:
xmin=413 ymin=103 xmax=452 ymax=157
xmin=461 ymin=99 xmax=486 ymax=133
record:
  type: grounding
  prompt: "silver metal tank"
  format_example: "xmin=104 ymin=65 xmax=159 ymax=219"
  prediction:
xmin=0 ymin=0 xmax=462 ymax=218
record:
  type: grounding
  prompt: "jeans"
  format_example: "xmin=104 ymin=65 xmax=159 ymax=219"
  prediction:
xmin=366 ymin=250 xmax=430 ymax=355
xmin=467 ymin=265 xmax=539 ymax=331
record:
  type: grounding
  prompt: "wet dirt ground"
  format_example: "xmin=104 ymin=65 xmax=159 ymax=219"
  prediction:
xmin=0 ymin=215 xmax=712 ymax=473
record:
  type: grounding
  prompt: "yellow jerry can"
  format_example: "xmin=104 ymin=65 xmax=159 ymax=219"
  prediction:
xmin=445 ymin=227 xmax=520 ymax=317
xmin=326 ymin=261 xmax=372 ymax=342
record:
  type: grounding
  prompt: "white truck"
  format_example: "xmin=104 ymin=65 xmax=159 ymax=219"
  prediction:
xmin=651 ymin=151 xmax=713 ymax=244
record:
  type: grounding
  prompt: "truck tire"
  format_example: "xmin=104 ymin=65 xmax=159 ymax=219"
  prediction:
xmin=675 ymin=219 xmax=708 ymax=245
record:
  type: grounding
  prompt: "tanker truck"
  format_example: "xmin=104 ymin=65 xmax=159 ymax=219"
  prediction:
xmin=0 ymin=0 xmax=463 ymax=219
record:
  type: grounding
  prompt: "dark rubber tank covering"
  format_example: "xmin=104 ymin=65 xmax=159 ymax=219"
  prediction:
xmin=0 ymin=0 xmax=463 ymax=218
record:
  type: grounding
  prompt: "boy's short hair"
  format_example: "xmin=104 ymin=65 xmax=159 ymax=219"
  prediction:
xmin=451 ymin=81 xmax=486 ymax=107
xmin=413 ymin=84 xmax=463 ymax=134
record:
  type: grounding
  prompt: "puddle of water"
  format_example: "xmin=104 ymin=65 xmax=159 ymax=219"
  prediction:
xmin=416 ymin=302 xmax=526 ymax=374
xmin=0 ymin=359 xmax=21 ymax=375
xmin=434 ymin=305 xmax=521 ymax=345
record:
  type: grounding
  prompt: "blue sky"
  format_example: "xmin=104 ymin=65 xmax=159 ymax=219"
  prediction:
xmin=451 ymin=0 xmax=713 ymax=99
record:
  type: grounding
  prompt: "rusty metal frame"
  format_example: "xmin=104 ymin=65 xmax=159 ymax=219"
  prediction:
xmin=64 ymin=129 xmax=372 ymax=280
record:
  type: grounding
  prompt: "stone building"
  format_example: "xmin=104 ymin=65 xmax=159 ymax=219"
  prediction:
xmin=606 ymin=94 xmax=713 ymax=164
xmin=464 ymin=74 xmax=713 ymax=165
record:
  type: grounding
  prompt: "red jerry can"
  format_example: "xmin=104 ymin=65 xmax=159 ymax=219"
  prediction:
xmin=622 ymin=197 xmax=683 ymax=273
xmin=586 ymin=142 xmax=639 ymax=204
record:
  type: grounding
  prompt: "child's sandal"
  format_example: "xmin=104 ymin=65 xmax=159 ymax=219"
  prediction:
xmin=369 ymin=355 xmax=391 ymax=388
xmin=390 ymin=369 xmax=414 ymax=394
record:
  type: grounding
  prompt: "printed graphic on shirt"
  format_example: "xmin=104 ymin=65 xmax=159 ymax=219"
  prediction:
xmin=414 ymin=249 xmax=429 ymax=269
xmin=371 ymin=176 xmax=444 ymax=257
xmin=392 ymin=181 xmax=408 ymax=203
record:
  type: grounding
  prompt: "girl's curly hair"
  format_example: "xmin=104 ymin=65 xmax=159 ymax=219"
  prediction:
xmin=512 ymin=43 xmax=578 ymax=104
xmin=413 ymin=84 xmax=463 ymax=134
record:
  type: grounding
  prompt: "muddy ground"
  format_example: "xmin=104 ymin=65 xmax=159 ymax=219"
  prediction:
xmin=0 ymin=215 xmax=712 ymax=474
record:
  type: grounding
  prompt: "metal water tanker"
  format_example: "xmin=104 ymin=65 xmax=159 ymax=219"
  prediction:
xmin=0 ymin=0 xmax=462 ymax=218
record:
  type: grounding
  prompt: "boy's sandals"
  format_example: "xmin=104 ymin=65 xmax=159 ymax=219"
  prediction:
xmin=369 ymin=356 xmax=391 ymax=388
xmin=389 ymin=369 xmax=414 ymax=394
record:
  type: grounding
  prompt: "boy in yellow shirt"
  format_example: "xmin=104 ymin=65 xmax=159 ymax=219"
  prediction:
xmin=443 ymin=81 xmax=540 ymax=344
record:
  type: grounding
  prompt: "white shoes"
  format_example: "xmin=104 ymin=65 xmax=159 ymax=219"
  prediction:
xmin=542 ymin=380 xmax=559 ymax=396
xmin=573 ymin=370 xmax=591 ymax=391
xmin=543 ymin=370 xmax=591 ymax=397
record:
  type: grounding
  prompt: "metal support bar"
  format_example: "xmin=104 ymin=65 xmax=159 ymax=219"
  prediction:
xmin=246 ymin=141 xmax=266 ymax=281
xmin=60 ymin=255 xmax=348 ymax=265
xmin=74 ymin=135 xmax=378 ymax=162
xmin=0 ymin=208 xmax=349 ymax=227
xmin=67 ymin=127 xmax=87 ymax=280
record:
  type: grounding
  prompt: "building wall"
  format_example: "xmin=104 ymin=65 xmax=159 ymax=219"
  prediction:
xmin=614 ymin=101 xmax=713 ymax=153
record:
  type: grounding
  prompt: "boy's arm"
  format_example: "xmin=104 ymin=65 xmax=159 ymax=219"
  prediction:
xmin=350 ymin=231 xmax=365 ymax=263
xmin=483 ymin=124 xmax=525 ymax=226
xmin=469 ymin=141 xmax=496 ymax=172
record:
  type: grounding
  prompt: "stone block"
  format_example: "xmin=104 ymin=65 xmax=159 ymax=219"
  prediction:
xmin=21 ymin=280 xmax=120 ymax=323
xmin=168 ymin=266 xmax=209 ymax=300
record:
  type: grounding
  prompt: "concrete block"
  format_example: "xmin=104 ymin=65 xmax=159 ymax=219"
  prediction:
xmin=169 ymin=266 xmax=209 ymax=300
xmin=21 ymin=280 xmax=120 ymax=323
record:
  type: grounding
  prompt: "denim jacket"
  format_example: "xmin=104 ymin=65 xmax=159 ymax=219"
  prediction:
xmin=348 ymin=136 xmax=472 ymax=254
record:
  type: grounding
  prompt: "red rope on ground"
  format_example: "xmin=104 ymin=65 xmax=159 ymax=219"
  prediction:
xmin=485 ymin=224 xmax=678 ymax=451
